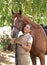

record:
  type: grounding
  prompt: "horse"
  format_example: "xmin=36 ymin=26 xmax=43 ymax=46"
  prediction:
xmin=11 ymin=10 xmax=47 ymax=65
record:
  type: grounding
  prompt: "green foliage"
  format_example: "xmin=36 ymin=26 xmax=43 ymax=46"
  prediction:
xmin=0 ymin=0 xmax=12 ymax=26
xmin=0 ymin=0 xmax=47 ymax=26
xmin=0 ymin=34 xmax=15 ymax=51
xmin=0 ymin=35 xmax=10 ymax=49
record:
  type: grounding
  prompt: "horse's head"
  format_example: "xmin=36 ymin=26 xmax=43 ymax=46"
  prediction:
xmin=11 ymin=10 xmax=26 ymax=38
xmin=11 ymin=10 xmax=39 ymax=38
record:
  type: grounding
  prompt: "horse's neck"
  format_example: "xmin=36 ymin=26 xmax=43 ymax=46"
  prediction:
xmin=23 ymin=16 xmax=40 ymax=29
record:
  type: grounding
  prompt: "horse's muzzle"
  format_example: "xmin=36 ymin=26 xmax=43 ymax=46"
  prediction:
xmin=11 ymin=31 xmax=19 ymax=38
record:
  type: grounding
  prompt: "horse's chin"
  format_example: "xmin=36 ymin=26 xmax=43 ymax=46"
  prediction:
xmin=11 ymin=31 xmax=23 ymax=38
xmin=11 ymin=33 xmax=18 ymax=38
xmin=13 ymin=31 xmax=23 ymax=38
xmin=12 ymin=35 xmax=18 ymax=39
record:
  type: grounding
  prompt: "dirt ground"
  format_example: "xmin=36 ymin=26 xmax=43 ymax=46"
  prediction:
xmin=0 ymin=50 xmax=47 ymax=65
xmin=0 ymin=50 xmax=15 ymax=65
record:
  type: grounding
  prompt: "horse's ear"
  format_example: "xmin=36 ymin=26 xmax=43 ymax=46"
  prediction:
xmin=19 ymin=9 xmax=22 ymax=15
xmin=11 ymin=10 xmax=15 ymax=15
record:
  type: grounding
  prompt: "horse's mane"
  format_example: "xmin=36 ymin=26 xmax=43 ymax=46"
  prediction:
xmin=22 ymin=15 xmax=41 ymax=29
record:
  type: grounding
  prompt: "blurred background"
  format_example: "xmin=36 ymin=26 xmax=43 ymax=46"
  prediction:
xmin=0 ymin=0 xmax=47 ymax=26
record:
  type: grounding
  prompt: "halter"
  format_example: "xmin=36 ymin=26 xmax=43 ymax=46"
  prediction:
xmin=11 ymin=25 xmax=20 ymax=31
xmin=11 ymin=17 xmax=21 ymax=31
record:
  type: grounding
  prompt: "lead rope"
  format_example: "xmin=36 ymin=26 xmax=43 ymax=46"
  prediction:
xmin=15 ymin=44 xmax=18 ymax=65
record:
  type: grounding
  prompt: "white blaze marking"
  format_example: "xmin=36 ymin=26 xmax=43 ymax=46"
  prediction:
xmin=14 ymin=17 xmax=17 ymax=22
xmin=14 ymin=17 xmax=17 ymax=25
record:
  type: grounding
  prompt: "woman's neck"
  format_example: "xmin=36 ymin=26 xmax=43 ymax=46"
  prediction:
xmin=24 ymin=32 xmax=29 ymax=34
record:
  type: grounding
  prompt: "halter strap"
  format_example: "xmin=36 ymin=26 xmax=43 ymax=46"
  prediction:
xmin=12 ymin=25 xmax=20 ymax=31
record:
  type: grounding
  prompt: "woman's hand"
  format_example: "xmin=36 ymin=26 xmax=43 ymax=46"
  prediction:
xmin=15 ymin=39 xmax=20 ymax=44
xmin=10 ymin=38 xmax=16 ymax=44
xmin=10 ymin=38 xmax=21 ymax=44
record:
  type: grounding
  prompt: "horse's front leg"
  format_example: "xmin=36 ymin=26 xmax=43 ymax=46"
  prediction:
xmin=31 ymin=54 xmax=36 ymax=65
xmin=39 ymin=52 xmax=45 ymax=65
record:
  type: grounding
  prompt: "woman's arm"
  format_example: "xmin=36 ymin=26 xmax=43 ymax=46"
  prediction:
xmin=21 ymin=42 xmax=32 ymax=52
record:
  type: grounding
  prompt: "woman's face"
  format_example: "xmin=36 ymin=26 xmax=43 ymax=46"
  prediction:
xmin=23 ymin=24 xmax=31 ymax=33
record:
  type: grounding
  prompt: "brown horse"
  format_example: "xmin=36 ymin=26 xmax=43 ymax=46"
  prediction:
xmin=11 ymin=10 xmax=47 ymax=65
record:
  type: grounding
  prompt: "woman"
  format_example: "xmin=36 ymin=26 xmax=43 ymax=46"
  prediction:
xmin=11 ymin=24 xmax=33 ymax=65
